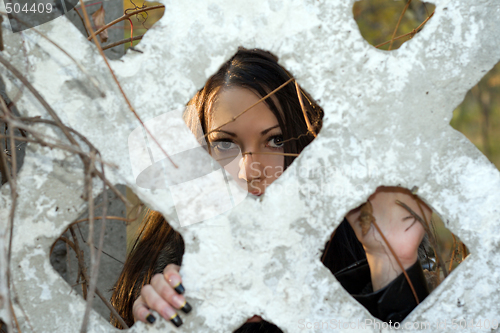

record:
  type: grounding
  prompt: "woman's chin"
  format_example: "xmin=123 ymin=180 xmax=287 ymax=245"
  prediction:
xmin=245 ymin=315 xmax=263 ymax=323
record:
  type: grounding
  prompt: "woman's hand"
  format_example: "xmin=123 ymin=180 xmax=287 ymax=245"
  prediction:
xmin=132 ymin=264 xmax=192 ymax=327
xmin=345 ymin=186 xmax=432 ymax=291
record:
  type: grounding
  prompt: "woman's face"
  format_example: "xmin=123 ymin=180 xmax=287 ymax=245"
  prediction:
xmin=207 ymin=87 xmax=285 ymax=196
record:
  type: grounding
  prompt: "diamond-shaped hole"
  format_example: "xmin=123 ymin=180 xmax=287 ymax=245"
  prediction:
xmin=450 ymin=61 xmax=500 ymax=168
xmin=50 ymin=185 xmax=133 ymax=326
xmin=65 ymin=1 xmax=164 ymax=59
xmin=181 ymin=47 xmax=324 ymax=205
xmin=122 ymin=1 xmax=165 ymax=53
xmin=50 ymin=185 xmax=189 ymax=329
xmin=353 ymin=0 xmax=436 ymax=51
xmin=133 ymin=47 xmax=324 ymax=226
xmin=233 ymin=317 xmax=284 ymax=332
xmin=320 ymin=186 xmax=468 ymax=323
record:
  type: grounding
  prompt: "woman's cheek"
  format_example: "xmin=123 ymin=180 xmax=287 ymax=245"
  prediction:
xmin=222 ymin=154 xmax=243 ymax=179
xmin=263 ymin=164 xmax=283 ymax=180
xmin=345 ymin=207 xmax=361 ymax=226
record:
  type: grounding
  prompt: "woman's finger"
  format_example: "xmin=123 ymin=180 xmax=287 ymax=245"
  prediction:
xmin=132 ymin=295 xmax=156 ymax=325
xmin=151 ymin=273 xmax=192 ymax=314
xmin=140 ymin=283 xmax=183 ymax=327
xmin=163 ymin=264 xmax=185 ymax=294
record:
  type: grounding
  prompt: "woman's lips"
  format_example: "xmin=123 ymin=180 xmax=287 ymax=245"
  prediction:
xmin=250 ymin=190 xmax=262 ymax=196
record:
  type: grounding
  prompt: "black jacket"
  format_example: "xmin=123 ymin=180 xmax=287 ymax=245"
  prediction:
xmin=335 ymin=258 xmax=429 ymax=323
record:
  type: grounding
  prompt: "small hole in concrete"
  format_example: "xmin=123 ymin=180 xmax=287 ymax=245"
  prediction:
xmin=353 ymin=0 xmax=436 ymax=51
xmin=181 ymin=47 xmax=324 ymax=207
xmin=450 ymin=61 xmax=500 ymax=168
xmin=0 ymin=319 xmax=7 ymax=333
xmin=320 ymin=186 xmax=468 ymax=323
xmin=233 ymin=317 xmax=284 ymax=332
xmin=50 ymin=185 xmax=130 ymax=325
xmin=122 ymin=1 xmax=165 ymax=53
xmin=66 ymin=1 xmax=165 ymax=60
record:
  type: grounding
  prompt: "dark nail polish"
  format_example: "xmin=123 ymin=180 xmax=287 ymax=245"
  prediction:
xmin=146 ymin=314 xmax=156 ymax=324
xmin=173 ymin=282 xmax=185 ymax=294
xmin=180 ymin=301 xmax=192 ymax=314
xmin=170 ymin=313 xmax=183 ymax=327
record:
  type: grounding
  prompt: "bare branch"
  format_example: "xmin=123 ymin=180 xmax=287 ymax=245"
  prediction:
xmin=78 ymin=0 xmax=177 ymax=169
xmin=395 ymin=200 xmax=448 ymax=278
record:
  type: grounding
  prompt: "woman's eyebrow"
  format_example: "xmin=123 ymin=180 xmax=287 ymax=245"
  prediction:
xmin=210 ymin=124 xmax=280 ymax=137
xmin=211 ymin=129 xmax=236 ymax=136
xmin=261 ymin=124 xmax=280 ymax=135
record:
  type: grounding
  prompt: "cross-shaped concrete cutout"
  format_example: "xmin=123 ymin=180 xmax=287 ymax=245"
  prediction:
xmin=3 ymin=0 xmax=500 ymax=332
xmin=353 ymin=0 xmax=436 ymax=51
xmin=54 ymin=47 xmax=468 ymax=331
xmin=320 ymin=187 xmax=469 ymax=327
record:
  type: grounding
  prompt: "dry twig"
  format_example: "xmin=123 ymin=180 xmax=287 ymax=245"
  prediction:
xmin=66 ymin=228 xmax=128 ymax=328
xmin=449 ymin=234 xmax=457 ymax=272
xmin=396 ymin=200 xmax=448 ymax=278
xmin=295 ymin=81 xmax=317 ymax=138
xmin=202 ymin=78 xmax=294 ymax=140
xmin=89 ymin=5 xmax=165 ymax=40
xmin=375 ymin=11 xmax=434 ymax=49
xmin=0 ymin=13 xmax=105 ymax=97
xmin=388 ymin=0 xmax=412 ymax=50
xmin=102 ymin=34 xmax=144 ymax=51
xmin=78 ymin=0 xmax=177 ymax=170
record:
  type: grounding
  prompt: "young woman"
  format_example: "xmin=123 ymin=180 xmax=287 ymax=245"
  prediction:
xmin=110 ymin=48 xmax=431 ymax=331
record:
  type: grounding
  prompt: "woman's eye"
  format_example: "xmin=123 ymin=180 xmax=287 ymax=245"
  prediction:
xmin=268 ymin=135 xmax=284 ymax=149
xmin=212 ymin=141 xmax=238 ymax=151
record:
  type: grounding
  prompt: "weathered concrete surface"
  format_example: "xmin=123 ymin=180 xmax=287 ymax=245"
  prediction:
xmin=0 ymin=0 xmax=499 ymax=332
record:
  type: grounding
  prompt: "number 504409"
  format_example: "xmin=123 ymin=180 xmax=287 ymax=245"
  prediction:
xmin=451 ymin=319 xmax=498 ymax=330
xmin=5 ymin=3 xmax=53 ymax=14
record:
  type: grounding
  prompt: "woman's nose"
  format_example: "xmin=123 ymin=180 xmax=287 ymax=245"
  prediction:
xmin=238 ymin=152 xmax=263 ymax=182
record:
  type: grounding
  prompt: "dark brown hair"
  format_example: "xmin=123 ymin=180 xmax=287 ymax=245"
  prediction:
xmin=110 ymin=210 xmax=184 ymax=328
xmin=110 ymin=48 xmax=326 ymax=330
xmin=184 ymin=47 xmax=323 ymax=168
